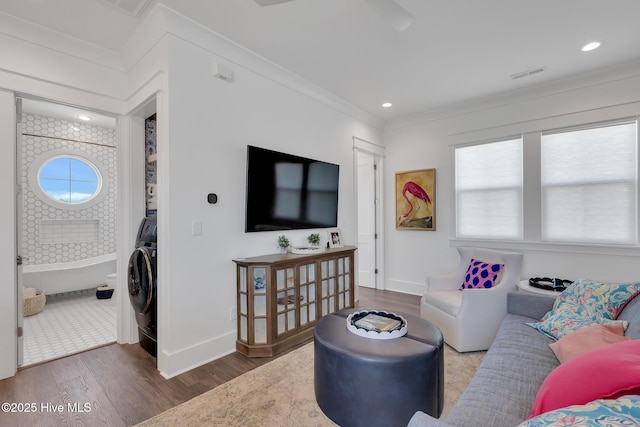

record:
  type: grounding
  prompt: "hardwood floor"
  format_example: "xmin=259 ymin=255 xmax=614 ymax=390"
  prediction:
xmin=0 ymin=287 xmax=421 ymax=426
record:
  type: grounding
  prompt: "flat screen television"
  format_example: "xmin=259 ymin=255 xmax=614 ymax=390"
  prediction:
xmin=245 ymin=145 xmax=340 ymax=232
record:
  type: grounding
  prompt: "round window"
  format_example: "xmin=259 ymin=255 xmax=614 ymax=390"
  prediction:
xmin=28 ymin=151 xmax=108 ymax=210
xmin=38 ymin=156 xmax=102 ymax=204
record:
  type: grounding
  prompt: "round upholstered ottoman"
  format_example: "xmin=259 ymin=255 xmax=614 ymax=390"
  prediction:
xmin=314 ymin=308 xmax=444 ymax=427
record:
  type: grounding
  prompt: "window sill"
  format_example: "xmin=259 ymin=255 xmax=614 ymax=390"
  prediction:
xmin=449 ymin=238 xmax=640 ymax=258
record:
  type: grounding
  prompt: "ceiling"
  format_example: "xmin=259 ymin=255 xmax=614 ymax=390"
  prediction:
xmin=3 ymin=0 xmax=640 ymax=121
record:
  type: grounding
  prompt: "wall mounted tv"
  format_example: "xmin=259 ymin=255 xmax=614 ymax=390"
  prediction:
xmin=245 ymin=145 xmax=340 ymax=232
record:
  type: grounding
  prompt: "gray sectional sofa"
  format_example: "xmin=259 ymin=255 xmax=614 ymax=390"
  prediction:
xmin=408 ymin=291 xmax=640 ymax=427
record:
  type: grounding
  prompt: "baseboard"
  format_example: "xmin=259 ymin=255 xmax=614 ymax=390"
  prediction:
xmin=383 ymin=278 xmax=425 ymax=296
xmin=158 ymin=330 xmax=237 ymax=379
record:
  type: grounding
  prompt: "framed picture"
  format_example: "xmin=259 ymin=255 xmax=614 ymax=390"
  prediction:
xmin=395 ymin=168 xmax=435 ymax=230
xmin=327 ymin=228 xmax=343 ymax=248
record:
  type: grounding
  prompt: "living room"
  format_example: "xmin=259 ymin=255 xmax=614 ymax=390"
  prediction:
xmin=0 ymin=1 xmax=638 ymax=423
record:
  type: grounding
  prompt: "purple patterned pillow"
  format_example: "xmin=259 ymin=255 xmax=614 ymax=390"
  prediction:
xmin=460 ymin=259 xmax=505 ymax=290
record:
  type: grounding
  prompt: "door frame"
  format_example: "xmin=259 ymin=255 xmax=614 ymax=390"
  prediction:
xmin=13 ymin=94 xmax=128 ymax=368
xmin=353 ymin=137 xmax=385 ymax=290
xmin=15 ymin=98 xmax=24 ymax=366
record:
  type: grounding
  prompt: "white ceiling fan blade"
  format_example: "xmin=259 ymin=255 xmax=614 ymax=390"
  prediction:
xmin=254 ymin=0 xmax=295 ymax=6
xmin=365 ymin=0 xmax=415 ymax=32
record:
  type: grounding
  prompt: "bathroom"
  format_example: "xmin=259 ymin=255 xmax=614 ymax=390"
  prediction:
xmin=18 ymin=98 xmax=118 ymax=366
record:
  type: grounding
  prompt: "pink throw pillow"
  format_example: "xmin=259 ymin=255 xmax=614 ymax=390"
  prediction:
xmin=460 ymin=259 xmax=504 ymax=290
xmin=549 ymin=323 xmax=629 ymax=363
xmin=530 ymin=339 xmax=640 ymax=418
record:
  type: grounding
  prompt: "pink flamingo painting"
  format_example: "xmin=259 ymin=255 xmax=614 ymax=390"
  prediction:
xmin=401 ymin=181 xmax=431 ymax=219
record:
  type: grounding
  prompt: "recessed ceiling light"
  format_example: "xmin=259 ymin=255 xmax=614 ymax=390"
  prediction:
xmin=77 ymin=114 xmax=92 ymax=121
xmin=582 ymin=41 xmax=601 ymax=52
xmin=382 ymin=102 xmax=392 ymax=108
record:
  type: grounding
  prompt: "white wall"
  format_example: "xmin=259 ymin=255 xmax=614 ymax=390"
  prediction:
xmin=383 ymin=62 xmax=640 ymax=295
xmin=20 ymin=114 xmax=117 ymax=266
xmin=154 ymin=30 xmax=381 ymax=376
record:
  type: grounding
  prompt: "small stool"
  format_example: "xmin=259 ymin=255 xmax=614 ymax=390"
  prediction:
xmin=314 ymin=308 xmax=444 ymax=427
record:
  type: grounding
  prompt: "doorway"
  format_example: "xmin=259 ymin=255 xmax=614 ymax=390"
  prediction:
xmin=16 ymin=97 xmax=118 ymax=367
xmin=354 ymin=138 xmax=384 ymax=290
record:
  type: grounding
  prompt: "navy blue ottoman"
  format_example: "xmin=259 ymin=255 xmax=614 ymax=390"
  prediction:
xmin=314 ymin=308 xmax=443 ymax=427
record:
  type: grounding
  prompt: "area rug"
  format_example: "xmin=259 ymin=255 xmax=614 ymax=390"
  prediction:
xmin=136 ymin=342 xmax=485 ymax=427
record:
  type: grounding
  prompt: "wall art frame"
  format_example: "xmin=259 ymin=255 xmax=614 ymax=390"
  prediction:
xmin=327 ymin=228 xmax=343 ymax=248
xmin=395 ymin=168 xmax=436 ymax=231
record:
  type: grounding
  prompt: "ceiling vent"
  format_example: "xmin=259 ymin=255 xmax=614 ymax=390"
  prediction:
xmin=510 ymin=66 xmax=546 ymax=80
xmin=100 ymin=0 xmax=150 ymax=17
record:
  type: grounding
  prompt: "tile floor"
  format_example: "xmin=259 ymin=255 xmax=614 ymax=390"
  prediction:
xmin=22 ymin=289 xmax=117 ymax=366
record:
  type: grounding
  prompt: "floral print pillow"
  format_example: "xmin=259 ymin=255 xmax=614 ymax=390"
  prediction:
xmin=552 ymin=279 xmax=640 ymax=320
xmin=527 ymin=279 xmax=639 ymax=340
xmin=517 ymin=395 xmax=640 ymax=427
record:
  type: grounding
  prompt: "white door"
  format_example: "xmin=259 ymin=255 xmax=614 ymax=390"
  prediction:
xmin=15 ymin=98 xmax=24 ymax=366
xmin=356 ymin=151 xmax=376 ymax=288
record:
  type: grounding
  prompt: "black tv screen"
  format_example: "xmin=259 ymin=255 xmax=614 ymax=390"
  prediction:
xmin=245 ymin=145 xmax=339 ymax=232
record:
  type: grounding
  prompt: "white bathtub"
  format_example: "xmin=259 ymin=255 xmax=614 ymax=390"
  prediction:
xmin=23 ymin=253 xmax=116 ymax=295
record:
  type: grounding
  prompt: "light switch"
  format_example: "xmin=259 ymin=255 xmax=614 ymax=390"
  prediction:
xmin=192 ymin=220 xmax=202 ymax=236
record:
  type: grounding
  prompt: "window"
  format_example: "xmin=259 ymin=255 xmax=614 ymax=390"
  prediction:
xmin=455 ymin=137 xmax=523 ymax=239
xmin=541 ymin=120 xmax=637 ymax=245
xmin=38 ymin=156 xmax=101 ymax=204
xmin=453 ymin=118 xmax=639 ymax=250
xmin=28 ymin=151 xmax=108 ymax=210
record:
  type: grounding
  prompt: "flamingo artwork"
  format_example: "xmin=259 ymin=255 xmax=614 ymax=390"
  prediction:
xmin=401 ymin=181 xmax=431 ymax=219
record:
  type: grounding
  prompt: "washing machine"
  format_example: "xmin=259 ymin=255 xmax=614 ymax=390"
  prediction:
xmin=128 ymin=217 xmax=158 ymax=357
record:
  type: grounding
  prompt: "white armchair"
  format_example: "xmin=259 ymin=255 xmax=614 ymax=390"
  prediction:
xmin=420 ymin=247 xmax=523 ymax=352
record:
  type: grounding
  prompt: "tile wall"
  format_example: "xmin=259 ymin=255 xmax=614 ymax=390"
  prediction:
xmin=20 ymin=113 xmax=117 ymax=265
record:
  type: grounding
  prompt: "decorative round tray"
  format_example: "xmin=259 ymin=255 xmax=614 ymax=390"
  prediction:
xmin=291 ymin=246 xmax=326 ymax=255
xmin=346 ymin=310 xmax=407 ymax=340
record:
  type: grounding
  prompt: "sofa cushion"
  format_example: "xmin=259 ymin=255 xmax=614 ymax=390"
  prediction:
xmin=527 ymin=279 xmax=639 ymax=340
xmin=548 ymin=323 xmax=629 ymax=363
xmin=460 ymin=259 xmax=504 ymax=289
xmin=617 ymin=292 xmax=640 ymax=339
xmin=530 ymin=339 xmax=640 ymax=417
xmin=528 ymin=309 xmax=627 ymax=340
xmin=425 ymin=290 xmax=462 ymax=316
xmin=553 ymin=279 xmax=640 ymax=320
xmin=518 ymin=395 xmax=640 ymax=427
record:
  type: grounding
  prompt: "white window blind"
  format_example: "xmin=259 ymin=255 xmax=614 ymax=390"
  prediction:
xmin=455 ymin=138 xmax=523 ymax=239
xmin=541 ymin=120 xmax=638 ymax=245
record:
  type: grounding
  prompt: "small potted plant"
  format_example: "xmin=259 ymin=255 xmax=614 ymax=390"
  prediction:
xmin=307 ymin=233 xmax=320 ymax=246
xmin=278 ymin=235 xmax=290 ymax=253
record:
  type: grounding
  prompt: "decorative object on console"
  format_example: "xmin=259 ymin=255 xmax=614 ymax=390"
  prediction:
xmin=290 ymin=246 xmax=325 ymax=254
xmin=327 ymin=228 xmax=343 ymax=248
xmin=395 ymin=168 xmax=435 ymax=230
xmin=307 ymin=233 xmax=320 ymax=246
xmin=277 ymin=235 xmax=290 ymax=253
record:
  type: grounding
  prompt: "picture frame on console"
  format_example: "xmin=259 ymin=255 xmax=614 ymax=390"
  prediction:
xmin=395 ymin=168 xmax=436 ymax=231
xmin=328 ymin=228 xmax=343 ymax=248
